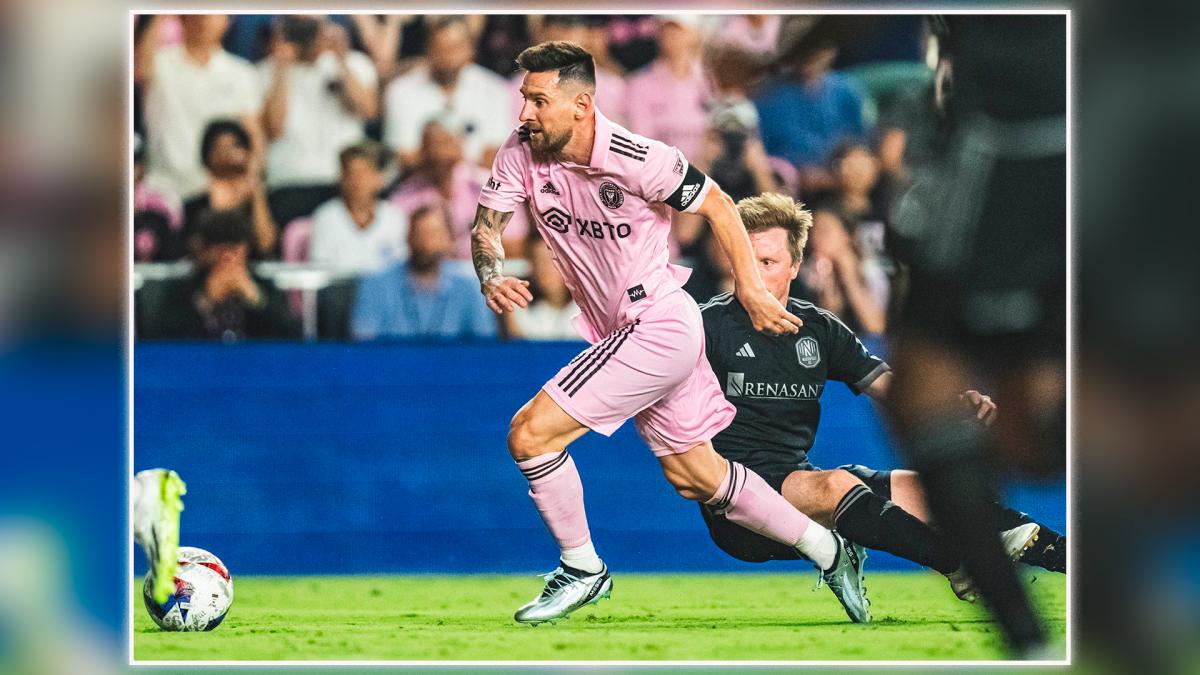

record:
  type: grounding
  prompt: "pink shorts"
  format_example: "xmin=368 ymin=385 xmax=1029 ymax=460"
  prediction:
xmin=543 ymin=290 xmax=736 ymax=456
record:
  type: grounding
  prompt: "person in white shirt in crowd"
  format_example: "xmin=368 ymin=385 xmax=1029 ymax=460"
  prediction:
xmin=138 ymin=14 xmax=263 ymax=201
xmin=507 ymin=232 xmax=582 ymax=341
xmin=310 ymin=142 xmax=408 ymax=274
xmin=259 ymin=16 xmax=378 ymax=198
xmin=382 ymin=15 xmax=511 ymax=172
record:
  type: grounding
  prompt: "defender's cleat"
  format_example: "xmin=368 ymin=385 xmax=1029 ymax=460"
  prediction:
xmin=1000 ymin=523 xmax=1041 ymax=563
xmin=817 ymin=534 xmax=871 ymax=623
xmin=945 ymin=523 xmax=1043 ymax=602
xmin=514 ymin=563 xmax=612 ymax=625
xmin=133 ymin=469 xmax=186 ymax=605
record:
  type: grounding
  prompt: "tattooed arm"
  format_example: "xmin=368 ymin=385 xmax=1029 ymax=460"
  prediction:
xmin=471 ymin=204 xmax=532 ymax=315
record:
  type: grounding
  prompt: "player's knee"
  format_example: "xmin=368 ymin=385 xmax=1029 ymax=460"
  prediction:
xmin=507 ymin=410 xmax=540 ymax=461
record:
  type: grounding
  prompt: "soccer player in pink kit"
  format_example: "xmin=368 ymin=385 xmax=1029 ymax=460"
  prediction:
xmin=471 ymin=42 xmax=869 ymax=625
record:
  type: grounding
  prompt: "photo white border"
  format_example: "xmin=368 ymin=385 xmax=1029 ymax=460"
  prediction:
xmin=127 ymin=5 xmax=1074 ymax=668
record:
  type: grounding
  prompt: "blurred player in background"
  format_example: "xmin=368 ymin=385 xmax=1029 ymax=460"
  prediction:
xmin=886 ymin=14 xmax=1066 ymax=657
xmin=472 ymin=41 xmax=869 ymax=625
xmin=698 ymin=193 xmax=1065 ymax=607
xmin=132 ymin=469 xmax=186 ymax=604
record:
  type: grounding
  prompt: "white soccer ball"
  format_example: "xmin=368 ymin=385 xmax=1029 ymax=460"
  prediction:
xmin=142 ymin=546 xmax=233 ymax=631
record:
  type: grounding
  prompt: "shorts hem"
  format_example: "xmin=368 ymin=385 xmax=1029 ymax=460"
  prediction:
xmin=542 ymin=382 xmax=623 ymax=436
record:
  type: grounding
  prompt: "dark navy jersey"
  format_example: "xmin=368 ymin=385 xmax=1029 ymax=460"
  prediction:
xmin=700 ymin=292 xmax=890 ymax=476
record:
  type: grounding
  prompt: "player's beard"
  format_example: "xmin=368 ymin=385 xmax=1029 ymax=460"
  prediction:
xmin=529 ymin=126 xmax=573 ymax=164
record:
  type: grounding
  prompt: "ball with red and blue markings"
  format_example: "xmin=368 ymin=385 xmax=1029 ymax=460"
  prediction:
xmin=142 ymin=547 xmax=233 ymax=631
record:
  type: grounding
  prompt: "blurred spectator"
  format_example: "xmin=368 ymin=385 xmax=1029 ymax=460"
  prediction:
xmin=626 ymin=16 xmax=713 ymax=162
xmin=220 ymin=14 xmax=277 ymax=62
xmin=391 ymin=117 xmax=526 ymax=261
xmin=310 ymin=142 xmax=408 ymax=273
xmin=710 ymin=15 xmax=781 ymax=57
xmin=513 ymin=17 xmax=628 ymax=125
xmin=507 ymin=233 xmax=580 ymax=340
xmin=579 ymin=17 xmax=630 ymax=124
xmin=800 ymin=208 xmax=886 ymax=335
xmin=604 ymin=15 xmax=661 ymax=73
xmin=382 ymin=16 xmax=510 ymax=172
xmin=811 ymin=142 xmax=896 ymax=322
xmin=259 ymin=16 xmax=378 ymax=225
xmin=706 ymin=15 xmax=779 ymax=102
xmin=349 ymin=14 xmax=419 ymax=83
xmin=754 ymin=39 xmax=868 ymax=194
xmin=702 ymin=100 xmax=780 ymax=203
xmin=138 ymin=15 xmax=264 ymax=201
xmin=140 ymin=210 xmax=298 ymax=341
xmin=182 ymin=120 xmax=278 ymax=258
xmin=351 ymin=206 xmax=496 ymax=341
xmin=133 ymin=133 xmax=185 ymax=262
xmin=682 ymin=229 xmax=735 ymax=305
xmin=475 ymin=15 xmax=533 ymax=77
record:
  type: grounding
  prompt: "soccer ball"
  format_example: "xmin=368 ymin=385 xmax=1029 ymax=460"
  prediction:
xmin=142 ymin=546 xmax=233 ymax=631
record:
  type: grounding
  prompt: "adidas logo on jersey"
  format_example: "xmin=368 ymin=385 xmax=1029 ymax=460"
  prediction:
xmin=736 ymin=343 xmax=756 ymax=358
xmin=679 ymin=183 xmax=700 ymax=208
xmin=539 ymin=182 xmax=560 ymax=195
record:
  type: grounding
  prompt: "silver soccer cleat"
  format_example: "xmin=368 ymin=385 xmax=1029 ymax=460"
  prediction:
xmin=514 ymin=563 xmax=612 ymax=625
xmin=817 ymin=534 xmax=871 ymax=623
xmin=946 ymin=522 xmax=1042 ymax=602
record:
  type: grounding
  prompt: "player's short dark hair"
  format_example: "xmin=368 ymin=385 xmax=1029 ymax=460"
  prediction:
xmin=338 ymin=141 xmax=390 ymax=172
xmin=199 ymin=119 xmax=251 ymax=168
xmin=737 ymin=192 xmax=813 ymax=265
xmin=516 ymin=41 xmax=596 ymax=89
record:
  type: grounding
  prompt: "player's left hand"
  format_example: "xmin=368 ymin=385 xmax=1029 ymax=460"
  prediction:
xmin=960 ymin=390 xmax=998 ymax=426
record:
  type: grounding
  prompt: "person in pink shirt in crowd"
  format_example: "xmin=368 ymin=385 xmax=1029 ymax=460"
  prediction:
xmin=391 ymin=116 xmax=528 ymax=261
xmin=471 ymin=41 xmax=869 ymax=626
xmin=509 ymin=16 xmax=628 ymax=126
xmin=134 ymin=133 xmax=185 ymax=262
xmin=624 ymin=16 xmax=714 ymax=163
xmin=710 ymin=14 xmax=782 ymax=57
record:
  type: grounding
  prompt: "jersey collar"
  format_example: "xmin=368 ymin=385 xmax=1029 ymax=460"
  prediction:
xmin=586 ymin=107 xmax=613 ymax=173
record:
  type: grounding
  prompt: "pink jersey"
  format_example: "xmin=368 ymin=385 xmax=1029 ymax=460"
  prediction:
xmin=478 ymin=109 xmax=714 ymax=342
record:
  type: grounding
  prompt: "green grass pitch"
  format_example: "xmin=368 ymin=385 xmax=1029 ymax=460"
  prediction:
xmin=134 ymin=571 xmax=1066 ymax=661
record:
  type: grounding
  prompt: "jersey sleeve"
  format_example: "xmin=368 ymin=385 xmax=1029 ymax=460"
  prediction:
xmin=640 ymin=142 xmax=713 ymax=214
xmin=824 ymin=312 xmax=890 ymax=394
xmin=477 ymin=130 xmax=529 ymax=213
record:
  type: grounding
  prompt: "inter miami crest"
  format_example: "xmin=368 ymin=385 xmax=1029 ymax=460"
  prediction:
xmin=795 ymin=336 xmax=821 ymax=368
xmin=598 ymin=181 xmax=624 ymax=209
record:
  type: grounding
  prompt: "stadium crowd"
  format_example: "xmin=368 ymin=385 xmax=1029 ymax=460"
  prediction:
xmin=133 ymin=13 xmax=931 ymax=342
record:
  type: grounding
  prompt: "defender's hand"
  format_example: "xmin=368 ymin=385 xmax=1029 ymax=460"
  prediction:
xmin=961 ymin=390 xmax=998 ymax=426
xmin=738 ymin=287 xmax=803 ymax=336
xmin=481 ymin=276 xmax=532 ymax=314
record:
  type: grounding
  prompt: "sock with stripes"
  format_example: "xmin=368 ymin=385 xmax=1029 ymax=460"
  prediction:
xmin=706 ymin=460 xmax=837 ymax=570
xmin=833 ymin=483 xmax=961 ymax=574
xmin=516 ymin=450 xmax=603 ymax=574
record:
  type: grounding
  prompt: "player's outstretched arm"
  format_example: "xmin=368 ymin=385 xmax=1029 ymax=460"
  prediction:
xmin=470 ymin=204 xmax=531 ymax=314
xmin=696 ymin=187 xmax=803 ymax=335
xmin=864 ymin=374 xmax=998 ymax=426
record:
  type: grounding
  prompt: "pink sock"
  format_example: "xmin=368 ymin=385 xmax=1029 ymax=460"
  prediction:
xmin=707 ymin=461 xmax=811 ymax=546
xmin=516 ymin=450 xmax=592 ymax=550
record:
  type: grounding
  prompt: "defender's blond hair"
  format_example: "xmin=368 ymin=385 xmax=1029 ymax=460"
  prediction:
xmin=736 ymin=192 xmax=813 ymax=265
